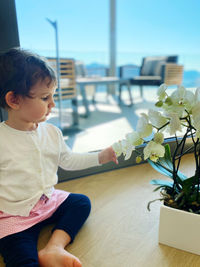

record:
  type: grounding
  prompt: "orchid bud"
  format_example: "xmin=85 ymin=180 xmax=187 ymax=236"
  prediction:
xmin=136 ymin=156 xmax=142 ymax=164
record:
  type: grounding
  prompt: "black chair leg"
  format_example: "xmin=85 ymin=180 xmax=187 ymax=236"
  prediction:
xmin=118 ymin=84 xmax=122 ymax=103
xmin=140 ymin=86 xmax=143 ymax=98
xmin=71 ymin=98 xmax=79 ymax=125
xmin=127 ymin=83 xmax=133 ymax=105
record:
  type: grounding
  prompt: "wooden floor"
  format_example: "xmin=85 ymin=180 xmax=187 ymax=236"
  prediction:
xmin=1 ymin=153 xmax=200 ymax=266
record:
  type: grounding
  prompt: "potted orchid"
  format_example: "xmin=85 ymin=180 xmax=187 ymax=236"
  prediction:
xmin=112 ymin=84 xmax=200 ymax=255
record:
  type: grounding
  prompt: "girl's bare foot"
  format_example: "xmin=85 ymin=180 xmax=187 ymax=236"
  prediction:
xmin=38 ymin=246 xmax=82 ymax=267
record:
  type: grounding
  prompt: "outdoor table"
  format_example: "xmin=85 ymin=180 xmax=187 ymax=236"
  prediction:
xmin=76 ymin=76 xmax=133 ymax=117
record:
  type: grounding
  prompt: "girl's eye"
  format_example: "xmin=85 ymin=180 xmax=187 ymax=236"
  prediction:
xmin=42 ymin=96 xmax=49 ymax=101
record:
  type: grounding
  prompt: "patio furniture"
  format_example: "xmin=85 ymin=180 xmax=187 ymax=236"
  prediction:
xmin=75 ymin=60 xmax=88 ymax=78
xmin=75 ymin=61 xmax=133 ymax=117
xmin=75 ymin=60 xmax=96 ymax=100
xmin=47 ymin=57 xmax=79 ymax=126
xmin=119 ymin=55 xmax=184 ymax=97
xmin=76 ymin=76 xmax=133 ymax=117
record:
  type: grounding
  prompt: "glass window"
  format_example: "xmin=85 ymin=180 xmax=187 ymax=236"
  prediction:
xmin=15 ymin=0 xmax=200 ymax=165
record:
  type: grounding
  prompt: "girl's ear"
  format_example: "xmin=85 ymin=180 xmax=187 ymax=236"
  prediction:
xmin=5 ymin=91 xmax=21 ymax=110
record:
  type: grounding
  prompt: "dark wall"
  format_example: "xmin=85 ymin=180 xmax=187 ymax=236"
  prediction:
xmin=0 ymin=0 xmax=20 ymax=121
xmin=0 ymin=0 xmax=20 ymax=52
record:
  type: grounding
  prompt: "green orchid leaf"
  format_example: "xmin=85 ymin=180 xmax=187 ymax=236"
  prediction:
xmin=148 ymin=143 xmax=187 ymax=183
xmin=182 ymin=175 xmax=198 ymax=192
xmin=159 ymin=144 xmax=187 ymax=181
xmin=150 ymin=179 xmax=174 ymax=188
xmin=153 ymin=185 xmax=166 ymax=192
xmin=163 ymin=143 xmax=172 ymax=162
xmin=147 ymin=159 xmax=173 ymax=178
xmin=174 ymin=192 xmax=184 ymax=202
xmin=147 ymin=144 xmax=174 ymax=178
xmin=187 ymin=193 xmax=198 ymax=203
xmin=158 ymin=144 xmax=173 ymax=168
xmin=176 ymin=171 xmax=187 ymax=182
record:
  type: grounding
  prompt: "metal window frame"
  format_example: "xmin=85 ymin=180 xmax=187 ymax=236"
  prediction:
xmin=57 ymin=136 xmax=193 ymax=182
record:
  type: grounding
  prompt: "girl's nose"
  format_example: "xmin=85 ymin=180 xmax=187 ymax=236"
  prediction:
xmin=51 ymin=100 xmax=56 ymax=108
xmin=49 ymin=97 xmax=55 ymax=108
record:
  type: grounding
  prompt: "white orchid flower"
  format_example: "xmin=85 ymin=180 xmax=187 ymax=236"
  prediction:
xmin=112 ymin=133 xmax=137 ymax=160
xmin=126 ymin=131 xmax=143 ymax=146
xmin=162 ymin=101 xmax=185 ymax=118
xmin=121 ymin=139 xmax=135 ymax=160
xmin=170 ymin=85 xmax=195 ymax=113
xmin=136 ymin=113 xmax=153 ymax=138
xmin=157 ymin=83 xmax=168 ymax=101
xmin=191 ymin=103 xmax=200 ymax=133
xmin=194 ymin=87 xmax=200 ymax=104
xmin=167 ymin=113 xmax=182 ymax=135
xmin=143 ymin=141 xmax=165 ymax=162
xmin=154 ymin=132 xmax=164 ymax=144
xmin=112 ymin=141 xmax=123 ymax=157
xmin=196 ymin=130 xmax=200 ymax=139
xmin=148 ymin=109 xmax=168 ymax=130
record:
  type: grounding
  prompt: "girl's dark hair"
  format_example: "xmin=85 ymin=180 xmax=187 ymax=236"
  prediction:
xmin=0 ymin=47 xmax=56 ymax=108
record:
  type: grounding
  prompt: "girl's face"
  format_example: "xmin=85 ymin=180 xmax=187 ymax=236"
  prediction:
xmin=19 ymin=77 xmax=56 ymax=125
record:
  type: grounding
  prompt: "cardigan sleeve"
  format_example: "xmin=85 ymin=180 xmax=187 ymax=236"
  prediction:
xmin=56 ymin=127 xmax=101 ymax=171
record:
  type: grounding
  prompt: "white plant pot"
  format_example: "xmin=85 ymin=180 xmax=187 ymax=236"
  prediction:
xmin=159 ymin=205 xmax=200 ymax=255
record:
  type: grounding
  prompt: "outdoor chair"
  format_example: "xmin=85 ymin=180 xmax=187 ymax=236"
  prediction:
xmin=119 ymin=55 xmax=184 ymax=98
xmin=75 ymin=60 xmax=96 ymax=100
xmin=75 ymin=60 xmax=133 ymax=114
xmin=75 ymin=60 xmax=88 ymax=78
xmin=47 ymin=57 xmax=78 ymax=126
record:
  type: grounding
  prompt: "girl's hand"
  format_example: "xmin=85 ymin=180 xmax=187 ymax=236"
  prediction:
xmin=98 ymin=146 xmax=118 ymax=165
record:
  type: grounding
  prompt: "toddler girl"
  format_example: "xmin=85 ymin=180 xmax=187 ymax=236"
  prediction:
xmin=0 ymin=48 xmax=118 ymax=267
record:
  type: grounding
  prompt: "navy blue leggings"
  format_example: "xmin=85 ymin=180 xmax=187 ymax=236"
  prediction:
xmin=0 ymin=193 xmax=91 ymax=267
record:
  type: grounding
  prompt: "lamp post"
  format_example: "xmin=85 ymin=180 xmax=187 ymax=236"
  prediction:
xmin=108 ymin=0 xmax=116 ymax=95
xmin=46 ymin=18 xmax=62 ymax=129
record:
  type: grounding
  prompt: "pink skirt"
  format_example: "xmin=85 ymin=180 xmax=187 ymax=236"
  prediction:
xmin=0 ymin=189 xmax=70 ymax=239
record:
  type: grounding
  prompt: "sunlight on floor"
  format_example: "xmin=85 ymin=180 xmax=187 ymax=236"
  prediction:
xmin=71 ymin=117 xmax=133 ymax=152
xmin=95 ymin=103 xmax=121 ymax=113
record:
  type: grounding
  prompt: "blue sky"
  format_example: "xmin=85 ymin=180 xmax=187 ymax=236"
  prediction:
xmin=15 ymin=0 xmax=200 ymax=70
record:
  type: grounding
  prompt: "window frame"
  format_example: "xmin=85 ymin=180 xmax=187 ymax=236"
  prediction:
xmin=57 ymin=136 xmax=193 ymax=182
